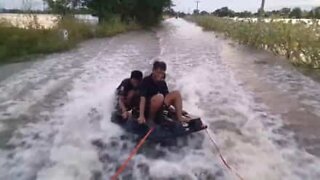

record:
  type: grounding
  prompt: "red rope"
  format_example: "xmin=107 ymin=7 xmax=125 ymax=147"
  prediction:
xmin=205 ymin=129 xmax=244 ymax=180
xmin=111 ymin=127 xmax=154 ymax=180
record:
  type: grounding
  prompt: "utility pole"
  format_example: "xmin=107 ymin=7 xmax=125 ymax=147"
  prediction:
xmin=195 ymin=1 xmax=200 ymax=11
xmin=259 ymin=0 xmax=265 ymax=17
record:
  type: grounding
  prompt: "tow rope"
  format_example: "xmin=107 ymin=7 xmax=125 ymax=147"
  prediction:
xmin=111 ymin=127 xmax=154 ymax=180
xmin=111 ymin=123 xmax=244 ymax=180
xmin=205 ymin=129 xmax=244 ymax=180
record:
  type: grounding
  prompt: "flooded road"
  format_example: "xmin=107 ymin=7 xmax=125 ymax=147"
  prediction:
xmin=0 ymin=18 xmax=320 ymax=180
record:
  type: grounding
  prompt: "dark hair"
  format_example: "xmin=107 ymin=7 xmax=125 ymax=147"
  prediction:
xmin=131 ymin=70 xmax=143 ymax=80
xmin=152 ymin=61 xmax=167 ymax=71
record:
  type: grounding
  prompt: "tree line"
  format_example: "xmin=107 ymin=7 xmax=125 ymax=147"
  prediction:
xmin=43 ymin=0 xmax=172 ymax=26
xmin=196 ymin=6 xmax=320 ymax=19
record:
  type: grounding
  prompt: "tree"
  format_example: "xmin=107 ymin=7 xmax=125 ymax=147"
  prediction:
xmin=280 ymin=8 xmax=291 ymax=17
xmin=164 ymin=7 xmax=176 ymax=17
xmin=213 ymin=7 xmax=235 ymax=17
xmin=83 ymin=0 xmax=172 ymax=25
xmin=82 ymin=0 xmax=118 ymax=23
xmin=115 ymin=0 xmax=140 ymax=23
xmin=132 ymin=0 xmax=172 ymax=25
xmin=200 ymin=11 xmax=209 ymax=15
xmin=308 ymin=9 xmax=314 ymax=18
xmin=289 ymin=7 xmax=302 ymax=18
xmin=314 ymin=7 xmax=320 ymax=19
xmin=178 ymin=12 xmax=186 ymax=17
xmin=236 ymin=11 xmax=252 ymax=18
xmin=44 ymin=0 xmax=73 ymax=15
xmin=71 ymin=0 xmax=81 ymax=9
xmin=44 ymin=0 xmax=172 ymax=25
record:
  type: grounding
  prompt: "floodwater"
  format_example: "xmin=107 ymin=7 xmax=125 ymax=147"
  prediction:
xmin=0 ymin=18 xmax=319 ymax=180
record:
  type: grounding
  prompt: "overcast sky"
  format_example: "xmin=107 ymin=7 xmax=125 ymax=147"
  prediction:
xmin=0 ymin=0 xmax=319 ymax=12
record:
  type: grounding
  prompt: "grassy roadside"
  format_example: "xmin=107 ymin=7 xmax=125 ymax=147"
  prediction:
xmin=187 ymin=15 xmax=320 ymax=69
xmin=0 ymin=16 xmax=140 ymax=64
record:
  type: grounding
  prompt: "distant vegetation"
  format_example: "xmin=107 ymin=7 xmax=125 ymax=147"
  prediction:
xmin=183 ymin=5 xmax=320 ymax=68
xmin=188 ymin=16 xmax=320 ymax=68
xmin=204 ymin=6 xmax=320 ymax=19
xmin=43 ymin=0 xmax=172 ymax=26
xmin=170 ymin=6 xmax=320 ymax=19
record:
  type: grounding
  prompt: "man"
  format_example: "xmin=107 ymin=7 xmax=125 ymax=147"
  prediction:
xmin=116 ymin=70 xmax=143 ymax=119
xmin=138 ymin=61 xmax=190 ymax=124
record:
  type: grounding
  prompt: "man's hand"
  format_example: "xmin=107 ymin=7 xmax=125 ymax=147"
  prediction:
xmin=138 ymin=116 xmax=146 ymax=124
xmin=122 ymin=111 xmax=129 ymax=119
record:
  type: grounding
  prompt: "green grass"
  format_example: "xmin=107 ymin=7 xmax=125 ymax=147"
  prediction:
xmin=0 ymin=16 xmax=140 ymax=64
xmin=0 ymin=23 xmax=70 ymax=63
xmin=188 ymin=16 xmax=320 ymax=69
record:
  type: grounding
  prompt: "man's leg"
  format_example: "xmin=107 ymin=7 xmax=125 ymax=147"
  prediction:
xmin=149 ymin=94 xmax=164 ymax=121
xmin=164 ymin=91 xmax=190 ymax=122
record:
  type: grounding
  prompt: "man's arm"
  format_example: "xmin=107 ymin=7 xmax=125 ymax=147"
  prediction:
xmin=138 ymin=79 xmax=147 ymax=124
xmin=118 ymin=96 xmax=127 ymax=113
xmin=116 ymin=79 xmax=130 ymax=118
xmin=139 ymin=97 xmax=146 ymax=118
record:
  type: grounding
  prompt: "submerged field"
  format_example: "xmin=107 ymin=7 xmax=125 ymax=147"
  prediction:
xmin=188 ymin=16 xmax=320 ymax=68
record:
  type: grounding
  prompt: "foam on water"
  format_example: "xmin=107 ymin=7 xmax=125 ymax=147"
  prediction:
xmin=0 ymin=32 xmax=160 ymax=179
